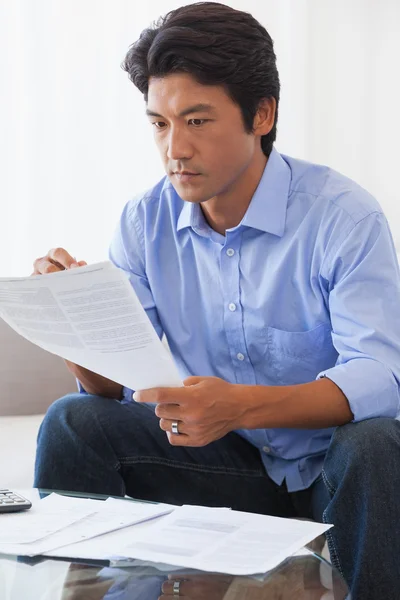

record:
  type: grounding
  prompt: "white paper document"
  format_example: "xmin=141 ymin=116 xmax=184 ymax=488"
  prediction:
xmin=40 ymin=502 xmax=331 ymax=576
xmin=0 ymin=494 xmax=174 ymax=556
xmin=106 ymin=504 xmax=332 ymax=576
xmin=0 ymin=493 xmax=95 ymax=545
xmin=0 ymin=261 xmax=182 ymax=390
xmin=45 ymin=509 xmax=176 ymax=562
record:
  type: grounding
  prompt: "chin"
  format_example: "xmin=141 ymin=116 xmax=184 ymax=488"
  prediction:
xmin=173 ymin=185 xmax=208 ymax=204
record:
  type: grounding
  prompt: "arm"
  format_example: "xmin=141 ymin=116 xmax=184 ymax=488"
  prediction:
xmin=65 ymin=361 xmax=123 ymax=400
xmin=138 ymin=212 xmax=400 ymax=446
xmin=315 ymin=211 xmax=400 ymax=422
xmin=136 ymin=375 xmax=351 ymax=447
xmin=242 ymin=211 xmax=400 ymax=429
xmin=242 ymin=211 xmax=400 ymax=428
xmin=238 ymin=376 xmax=352 ymax=429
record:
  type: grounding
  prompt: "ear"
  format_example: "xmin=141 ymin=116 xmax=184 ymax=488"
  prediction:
xmin=253 ymin=98 xmax=276 ymax=137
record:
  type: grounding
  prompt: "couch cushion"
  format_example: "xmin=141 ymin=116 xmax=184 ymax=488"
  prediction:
xmin=0 ymin=320 xmax=75 ymax=416
xmin=0 ymin=414 xmax=44 ymax=487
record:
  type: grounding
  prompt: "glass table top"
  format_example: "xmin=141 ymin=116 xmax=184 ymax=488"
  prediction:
xmin=0 ymin=489 xmax=350 ymax=599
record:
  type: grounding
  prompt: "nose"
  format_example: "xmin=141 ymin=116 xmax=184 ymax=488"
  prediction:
xmin=166 ymin=126 xmax=193 ymax=161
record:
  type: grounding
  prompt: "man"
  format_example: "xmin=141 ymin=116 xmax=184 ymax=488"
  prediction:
xmin=33 ymin=3 xmax=400 ymax=598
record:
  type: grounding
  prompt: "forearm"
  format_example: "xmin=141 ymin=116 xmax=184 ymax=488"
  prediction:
xmin=238 ymin=377 xmax=353 ymax=430
xmin=65 ymin=360 xmax=123 ymax=400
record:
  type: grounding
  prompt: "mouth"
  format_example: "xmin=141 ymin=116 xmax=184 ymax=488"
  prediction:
xmin=173 ymin=171 xmax=201 ymax=183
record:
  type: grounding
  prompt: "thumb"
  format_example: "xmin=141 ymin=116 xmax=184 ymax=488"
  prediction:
xmin=183 ymin=376 xmax=204 ymax=387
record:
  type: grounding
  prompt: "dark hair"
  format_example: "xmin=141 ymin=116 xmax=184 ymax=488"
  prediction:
xmin=122 ymin=2 xmax=280 ymax=157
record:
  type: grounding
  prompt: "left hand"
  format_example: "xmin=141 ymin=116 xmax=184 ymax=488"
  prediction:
xmin=134 ymin=376 xmax=245 ymax=446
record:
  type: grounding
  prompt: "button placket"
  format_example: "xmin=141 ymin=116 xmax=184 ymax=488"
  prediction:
xmin=219 ymin=234 xmax=254 ymax=383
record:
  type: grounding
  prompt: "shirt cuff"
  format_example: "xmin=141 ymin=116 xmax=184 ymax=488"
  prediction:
xmin=317 ymin=359 xmax=400 ymax=421
xmin=77 ymin=379 xmax=87 ymax=394
xmin=121 ymin=386 xmax=134 ymax=404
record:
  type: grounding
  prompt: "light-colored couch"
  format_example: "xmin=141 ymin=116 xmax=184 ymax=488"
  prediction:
xmin=0 ymin=320 xmax=76 ymax=488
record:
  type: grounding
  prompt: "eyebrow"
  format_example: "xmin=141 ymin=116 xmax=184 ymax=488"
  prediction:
xmin=145 ymin=103 xmax=217 ymax=118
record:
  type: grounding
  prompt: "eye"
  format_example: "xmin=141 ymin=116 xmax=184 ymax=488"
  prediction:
xmin=188 ymin=118 xmax=207 ymax=127
xmin=152 ymin=121 xmax=167 ymax=129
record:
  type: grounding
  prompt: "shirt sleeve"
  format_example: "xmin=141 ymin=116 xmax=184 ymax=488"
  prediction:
xmin=78 ymin=199 xmax=164 ymax=402
xmin=317 ymin=211 xmax=400 ymax=421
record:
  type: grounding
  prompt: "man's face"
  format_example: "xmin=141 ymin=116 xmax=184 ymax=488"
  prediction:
xmin=146 ymin=73 xmax=261 ymax=204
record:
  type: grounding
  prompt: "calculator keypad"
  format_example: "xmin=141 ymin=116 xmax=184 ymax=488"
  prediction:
xmin=0 ymin=490 xmax=31 ymax=511
xmin=0 ymin=492 xmax=24 ymax=502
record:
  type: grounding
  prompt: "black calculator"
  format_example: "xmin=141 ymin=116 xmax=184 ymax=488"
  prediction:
xmin=0 ymin=489 xmax=32 ymax=513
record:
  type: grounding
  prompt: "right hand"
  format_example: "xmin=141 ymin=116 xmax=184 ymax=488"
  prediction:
xmin=32 ymin=247 xmax=87 ymax=275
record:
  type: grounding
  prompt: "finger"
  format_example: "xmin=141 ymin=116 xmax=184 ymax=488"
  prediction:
xmin=183 ymin=376 xmax=204 ymax=386
xmin=32 ymin=258 xmax=63 ymax=275
xmin=134 ymin=386 xmax=189 ymax=405
xmin=48 ymin=247 xmax=79 ymax=269
xmin=159 ymin=418 xmax=188 ymax=435
xmin=155 ymin=403 xmax=183 ymax=420
xmin=70 ymin=260 xmax=88 ymax=270
xmin=166 ymin=431 xmax=199 ymax=446
xmin=32 ymin=256 xmax=48 ymax=274
xmin=31 ymin=266 xmax=42 ymax=276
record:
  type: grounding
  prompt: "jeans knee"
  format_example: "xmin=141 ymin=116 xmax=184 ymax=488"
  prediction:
xmin=331 ymin=417 xmax=400 ymax=457
xmin=325 ymin=417 xmax=400 ymax=487
xmin=38 ymin=393 xmax=106 ymax=446
xmin=42 ymin=393 xmax=84 ymax=427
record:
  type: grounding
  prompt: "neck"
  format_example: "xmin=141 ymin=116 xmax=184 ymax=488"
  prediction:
xmin=200 ymin=151 xmax=268 ymax=235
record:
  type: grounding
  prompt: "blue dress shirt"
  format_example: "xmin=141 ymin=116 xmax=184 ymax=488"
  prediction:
xmin=105 ymin=148 xmax=400 ymax=492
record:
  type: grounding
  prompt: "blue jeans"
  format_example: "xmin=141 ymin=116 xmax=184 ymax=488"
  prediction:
xmin=35 ymin=393 xmax=400 ymax=599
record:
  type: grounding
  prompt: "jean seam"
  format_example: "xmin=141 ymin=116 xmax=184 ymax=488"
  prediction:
xmin=321 ymin=467 xmax=335 ymax=496
xmin=321 ymin=468 xmax=345 ymax=579
xmin=119 ymin=455 xmax=264 ymax=477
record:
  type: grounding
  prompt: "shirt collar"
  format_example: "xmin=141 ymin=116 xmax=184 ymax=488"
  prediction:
xmin=176 ymin=197 xmax=196 ymax=232
xmin=176 ymin=147 xmax=291 ymax=237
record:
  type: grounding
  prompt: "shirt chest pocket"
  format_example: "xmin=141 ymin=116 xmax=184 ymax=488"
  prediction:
xmin=266 ymin=323 xmax=338 ymax=385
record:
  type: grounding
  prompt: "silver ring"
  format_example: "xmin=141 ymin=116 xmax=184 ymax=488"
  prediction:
xmin=173 ymin=580 xmax=181 ymax=596
xmin=171 ymin=421 xmax=180 ymax=435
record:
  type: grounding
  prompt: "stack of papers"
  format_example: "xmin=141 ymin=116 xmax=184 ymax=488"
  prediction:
xmin=0 ymin=494 xmax=94 ymax=545
xmin=0 ymin=493 xmax=332 ymax=576
xmin=105 ymin=505 xmax=329 ymax=575
xmin=0 ymin=493 xmax=173 ymax=557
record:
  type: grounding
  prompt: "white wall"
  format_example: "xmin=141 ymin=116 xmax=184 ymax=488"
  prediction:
xmin=0 ymin=0 xmax=399 ymax=276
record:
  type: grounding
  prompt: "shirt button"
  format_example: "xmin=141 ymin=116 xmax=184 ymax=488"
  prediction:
xmin=226 ymin=248 xmax=235 ymax=257
xmin=263 ymin=446 xmax=271 ymax=454
xmin=228 ymin=303 xmax=237 ymax=312
xmin=237 ymin=353 xmax=245 ymax=361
